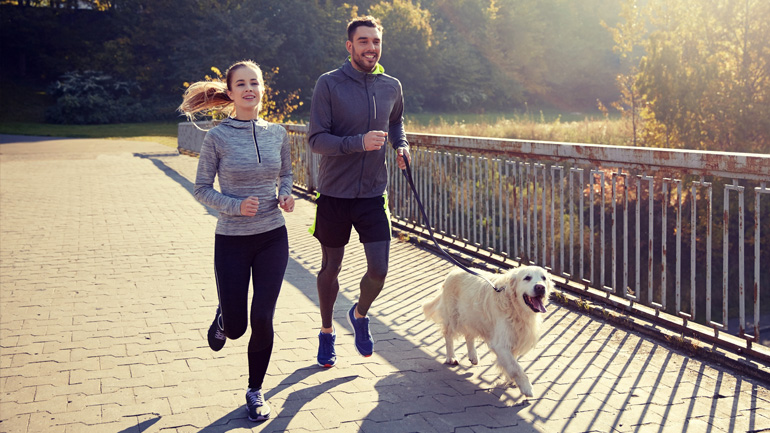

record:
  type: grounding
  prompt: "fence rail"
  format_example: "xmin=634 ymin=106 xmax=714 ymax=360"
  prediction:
xmin=179 ymin=122 xmax=770 ymax=361
xmin=282 ymin=124 xmax=770 ymax=361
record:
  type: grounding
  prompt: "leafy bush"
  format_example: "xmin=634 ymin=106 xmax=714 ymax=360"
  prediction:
xmin=45 ymin=71 xmax=151 ymax=124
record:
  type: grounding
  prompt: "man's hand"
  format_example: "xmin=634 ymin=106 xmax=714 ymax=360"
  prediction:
xmin=364 ymin=130 xmax=387 ymax=151
xmin=279 ymin=195 xmax=295 ymax=212
xmin=396 ymin=148 xmax=411 ymax=170
xmin=240 ymin=196 xmax=259 ymax=216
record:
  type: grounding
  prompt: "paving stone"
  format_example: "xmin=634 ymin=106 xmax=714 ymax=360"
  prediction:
xmin=1 ymin=137 xmax=768 ymax=432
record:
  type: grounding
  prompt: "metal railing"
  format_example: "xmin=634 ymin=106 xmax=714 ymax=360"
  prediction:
xmin=284 ymin=124 xmax=770 ymax=361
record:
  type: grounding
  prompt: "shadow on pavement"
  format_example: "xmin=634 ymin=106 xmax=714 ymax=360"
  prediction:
xmin=200 ymin=371 xmax=357 ymax=432
xmin=135 ymin=152 xmax=219 ymax=219
xmin=144 ymin=152 xmax=767 ymax=433
xmin=0 ymin=134 xmax=68 ymax=143
xmin=116 ymin=416 xmax=161 ymax=433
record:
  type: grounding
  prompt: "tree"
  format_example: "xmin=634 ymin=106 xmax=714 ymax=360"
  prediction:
xmin=480 ymin=0 xmax=549 ymax=106
xmin=424 ymin=0 xmax=549 ymax=111
xmin=1 ymin=0 xmax=111 ymax=8
xmin=634 ymin=0 xmax=770 ymax=152
xmin=5 ymin=0 xmax=702 ymax=121
xmin=602 ymin=0 xmax=647 ymax=146
xmin=538 ymin=0 xmax=622 ymax=111
xmin=369 ymin=0 xmax=436 ymax=112
xmin=256 ymin=0 xmax=352 ymax=109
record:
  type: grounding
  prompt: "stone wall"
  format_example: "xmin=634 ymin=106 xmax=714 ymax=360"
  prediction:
xmin=177 ymin=121 xmax=213 ymax=156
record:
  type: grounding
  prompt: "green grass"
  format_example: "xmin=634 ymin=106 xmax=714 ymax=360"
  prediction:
xmin=1 ymin=114 xmax=632 ymax=148
xmin=0 ymin=121 xmax=180 ymax=147
xmin=405 ymin=107 xmax=613 ymax=127
xmin=0 ymin=77 xmax=630 ymax=147
xmin=406 ymin=113 xmax=633 ymax=146
xmin=0 ymin=78 xmax=52 ymax=123
xmin=0 ymin=78 xmax=179 ymax=147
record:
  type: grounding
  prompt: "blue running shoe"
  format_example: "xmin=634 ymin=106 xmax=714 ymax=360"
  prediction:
xmin=317 ymin=331 xmax=337 ymax=367
xmin=245 ymin=388 xmax=270 ymax=422
xmin=347 ymin=303 xmax=373 ymax=357
xmin=207 ymin=306 xmax=226 ymax=352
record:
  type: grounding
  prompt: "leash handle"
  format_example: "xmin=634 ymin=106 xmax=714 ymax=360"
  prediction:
xmin=400 ymin=156 xmax=502 ymax=292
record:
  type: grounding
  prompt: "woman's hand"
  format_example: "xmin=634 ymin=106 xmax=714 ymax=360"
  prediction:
xmin=279 ymin=195 xmax=295 ymax=212
xmin=240 ymin=196 xmax=259 ymax=216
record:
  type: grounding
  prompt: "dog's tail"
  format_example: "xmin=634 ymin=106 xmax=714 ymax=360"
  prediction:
xmin=422 ymin=293 xmax=442 ymax=323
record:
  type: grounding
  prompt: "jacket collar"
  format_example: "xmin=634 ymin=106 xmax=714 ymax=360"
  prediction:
xmin=220 ymin=117 xmax=268 ymax=129
xmin=342 ymin=57 xmax=385 ymax=82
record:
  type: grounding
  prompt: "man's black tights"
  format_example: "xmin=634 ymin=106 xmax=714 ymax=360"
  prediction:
xmin=317 ymin=240 xmax=389 ymax=329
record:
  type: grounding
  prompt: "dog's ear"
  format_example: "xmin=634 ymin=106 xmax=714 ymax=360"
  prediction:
xmin=542 ymin=268 xmax=552 ymax=282
xmin=543 ymin=272 xmax=554 ymax=293
xmin=504 ymin=268 xmax=519 ymax=294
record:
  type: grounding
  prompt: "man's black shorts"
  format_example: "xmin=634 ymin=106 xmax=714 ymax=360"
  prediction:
xmin=310 ymin=194 xmax=392 ymax=248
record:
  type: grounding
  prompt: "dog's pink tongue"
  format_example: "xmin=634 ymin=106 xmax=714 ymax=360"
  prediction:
xmin=534 ymin=298 xmax=547 ymax=313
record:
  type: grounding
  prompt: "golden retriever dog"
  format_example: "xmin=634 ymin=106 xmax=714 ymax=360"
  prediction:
xmin=423 ymin=265 xmax=553 ymax=397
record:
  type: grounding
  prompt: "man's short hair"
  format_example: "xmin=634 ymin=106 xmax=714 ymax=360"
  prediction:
xmin=347 ymin=16 xmax=383 ymax=41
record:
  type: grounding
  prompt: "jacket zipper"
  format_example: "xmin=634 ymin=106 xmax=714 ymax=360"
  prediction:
xmin=251 ymin=120 xmax=262 ymax=163
xmin=358 ymin=80 xmax=374 ymax=196
xmin=372 ymin=93 xmax=377 ymax=120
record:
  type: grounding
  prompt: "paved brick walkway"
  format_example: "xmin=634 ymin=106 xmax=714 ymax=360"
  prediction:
xmin=1 ymin=136 xmax=768 ymax=433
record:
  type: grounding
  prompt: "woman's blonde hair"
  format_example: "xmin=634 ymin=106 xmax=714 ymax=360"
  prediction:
xmin=178 ymin=60 xmax=264 ymax=122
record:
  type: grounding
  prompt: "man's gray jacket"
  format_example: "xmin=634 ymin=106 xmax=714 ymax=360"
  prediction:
xmin=308 ymin=59 xmax=409 ymax=199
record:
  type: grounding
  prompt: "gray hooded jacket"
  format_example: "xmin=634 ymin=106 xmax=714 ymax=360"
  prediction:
xmin=194 ymin=117 xmax=293 ymax=236
xmin=308 ymin=59 xmax=409 ymax=199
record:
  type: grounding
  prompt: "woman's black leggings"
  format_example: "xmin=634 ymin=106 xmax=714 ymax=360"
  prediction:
xmin=214 ymin=226 xmax=288 ymax=390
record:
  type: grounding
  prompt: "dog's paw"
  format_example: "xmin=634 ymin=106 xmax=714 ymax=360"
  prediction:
xmin=507 ymin=375 xmax=534 ymax=398
xmin=444 ymin=358 xmax=459 ymax=365
xmin=469 ymin=356 xmax=478 ymax=365
xmin=513 ymin=377 xmax=534 ymax=398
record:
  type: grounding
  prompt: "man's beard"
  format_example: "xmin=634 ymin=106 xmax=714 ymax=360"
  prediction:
xmin=352 ymin=52 xmax=377 ymax=73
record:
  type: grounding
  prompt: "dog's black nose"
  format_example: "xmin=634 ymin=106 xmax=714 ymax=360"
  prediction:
xmin=534 ymin=284 xmax=546 ymax=297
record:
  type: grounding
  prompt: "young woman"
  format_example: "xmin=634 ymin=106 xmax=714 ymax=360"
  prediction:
xmin=179 ymin=60 xmax=294 ymax=422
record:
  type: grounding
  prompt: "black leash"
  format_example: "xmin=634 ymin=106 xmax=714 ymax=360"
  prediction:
xmin=400 ymin=157 xmax=502 ymax=292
